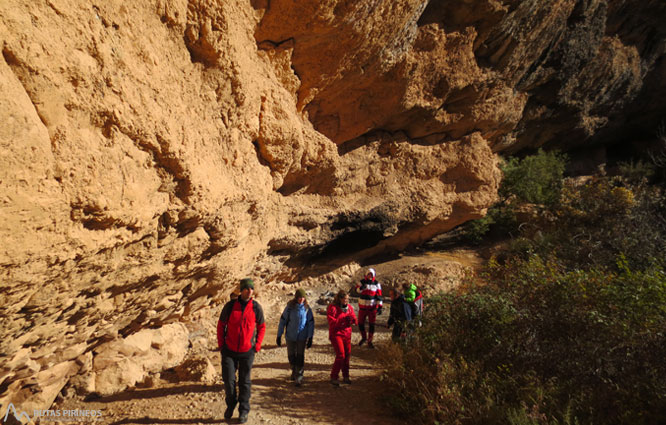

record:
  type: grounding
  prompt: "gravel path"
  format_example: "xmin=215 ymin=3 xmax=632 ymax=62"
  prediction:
xmin=54 ymin=297 xmax=405 ymax=425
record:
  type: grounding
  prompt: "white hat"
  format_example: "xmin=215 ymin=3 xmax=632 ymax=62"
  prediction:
xmin=367 ymin=268 xmax=376 ymax=278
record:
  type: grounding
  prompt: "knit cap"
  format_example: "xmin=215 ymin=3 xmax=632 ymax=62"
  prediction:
xmin=240 ymin=278 xmax=254 ymax=290
xmin=295 ymin=288 xmax=306 ymax=298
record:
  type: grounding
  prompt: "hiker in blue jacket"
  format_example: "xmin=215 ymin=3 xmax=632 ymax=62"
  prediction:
xmin=276 ymin=289 xmax=315 ymax=386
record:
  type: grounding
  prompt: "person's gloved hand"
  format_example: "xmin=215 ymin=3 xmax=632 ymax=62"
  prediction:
xmin=377 ymin=306 xmax=383 ymax=316
xmin=306 ymin=337 xmax=313 ymax=349
xmin=276 ymin=336 xmax=282 ymax=347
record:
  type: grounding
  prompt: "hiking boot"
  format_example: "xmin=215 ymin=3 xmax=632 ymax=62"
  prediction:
xmin=330 ymin=378 xmax=340 ymax=386
xmin=295 ymin=375 xmax=303 ymax=386
xmin=358 ymin=338 xmax=367 ymax=347
xmin=223 ymin=403 xmax=235 ymax=420
xmin=342 ymin=377 xmax=352 ymax=385
xmin=368 ymin=341 xmax=375 ymax=349
xmin=239 ymin=412 xmax=249 ymax=423
xmin=290 ymin=368 xmax=297 ymax=381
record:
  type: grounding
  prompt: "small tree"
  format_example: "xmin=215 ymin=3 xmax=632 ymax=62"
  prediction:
xmin=499 ymin=149 xmax=567 ymax=206
xmin=463 ymin=149 xmax=567 ymax=243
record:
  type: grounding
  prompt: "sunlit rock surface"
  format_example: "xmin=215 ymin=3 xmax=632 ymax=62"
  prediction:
xmin=1 ymin=0 xmax=664 ymax=411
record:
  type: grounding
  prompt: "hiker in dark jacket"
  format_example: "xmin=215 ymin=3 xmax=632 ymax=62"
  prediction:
xmin=276 ymin=288 xmax=315 ymax=386
xmin=217 ymin=278 xmax=266 ymax=424
xmin=387 ymin=288 xmax=413 ymax=342
xmin=402 ymin=282 xmax=424 ymax=326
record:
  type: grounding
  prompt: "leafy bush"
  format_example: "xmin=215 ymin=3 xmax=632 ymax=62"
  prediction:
xmin=499 ymin=149 xmax=567 ymax=206
xmin=382 ymin=257 xmax=666 ymax=424
xmin=386 ymin=172 xmax=666 ymax=424
xmin=616 ymin=159 xmax=656 ymax=184
xmin=393 ymin=146 xmax=666 ymax=424
xmin=462 ymin=150 xmax=566 ymax=243
xmin=511 ymin=177 xmax=666 ymax=271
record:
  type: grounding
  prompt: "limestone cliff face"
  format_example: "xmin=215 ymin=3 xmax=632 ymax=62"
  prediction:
xmin=257 ymin=0 xmax=666 ymax=151
xmin=0 ymin=0 xmax=664 ymax=411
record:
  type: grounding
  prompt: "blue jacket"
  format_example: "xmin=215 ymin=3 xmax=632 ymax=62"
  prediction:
xmin=277 ymin=301 xmax=315 ymax=341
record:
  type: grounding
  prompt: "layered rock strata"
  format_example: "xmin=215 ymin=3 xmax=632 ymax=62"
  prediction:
xmin=1 ymin=0 xmax=664 ymax=413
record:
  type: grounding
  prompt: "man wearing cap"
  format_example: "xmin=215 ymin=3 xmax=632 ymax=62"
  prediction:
xmin=355 ymin=268 xmax=383 ymax=348
xmin=217 ymin=278 xmax=265 ymax=424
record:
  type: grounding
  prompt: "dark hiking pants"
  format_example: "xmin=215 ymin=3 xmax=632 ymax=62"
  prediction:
xmin=391 ymin=323 xmax=403 ymax=342
xmin=222 ymin=349 xmax=255 ymax=415
xmin=286 ymin=339 xmax=306 ymax=377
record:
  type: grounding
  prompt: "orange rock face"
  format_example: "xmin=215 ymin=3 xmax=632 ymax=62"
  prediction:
xmin=1 ymin=0 xmax=664 ymax=411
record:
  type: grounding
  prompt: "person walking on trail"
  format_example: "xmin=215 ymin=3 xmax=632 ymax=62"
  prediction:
xmin=386 ymin=288 xmax=412 ymax=342
xmin=276 ymin=288 xmax=315 ymax=387
xmin=402 ymin=282 xmax=424 ymax=320
xmin=217 ymin=278 xmax=266 ymax=424
xmin=356 ymin=268 xmax=383 ymax=348
xmin=327 ymin=289 xmax=357 ymax=386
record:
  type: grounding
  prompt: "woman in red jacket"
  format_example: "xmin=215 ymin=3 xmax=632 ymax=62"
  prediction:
xmin=327 ymin=289 xmax=357 ymax=386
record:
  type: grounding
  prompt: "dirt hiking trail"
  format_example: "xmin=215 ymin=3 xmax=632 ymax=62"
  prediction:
xmin=53 ymin=249 xmax=482 ymax=424
xmin=55 ymin=300 xmax=405 ymax=425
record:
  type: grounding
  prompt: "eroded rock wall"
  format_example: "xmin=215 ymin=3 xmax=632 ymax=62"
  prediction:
xmin=257 ymin=0 xmax=666 ymax=151
xmin=1 ymin=0 xmax=664 ymax=412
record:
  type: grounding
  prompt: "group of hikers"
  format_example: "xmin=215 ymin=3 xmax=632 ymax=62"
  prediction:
xmin=216 ymin=270 xmax=422 ymax=423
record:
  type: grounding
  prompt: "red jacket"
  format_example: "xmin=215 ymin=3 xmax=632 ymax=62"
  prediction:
xmin=327 ymin=303 xmax=357 ymax=340
xmin=217 ymin=298 xmax=266 ymax=353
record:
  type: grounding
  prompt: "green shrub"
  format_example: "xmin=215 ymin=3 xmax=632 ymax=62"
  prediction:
xmin=499 ymin=149 xmax=567 ymax=206
xmin=463 ymin=214 xmax=495 ymax=244
xmin=383 ymin=257 xmax=666 ymax=424
xmin=462 ymin=150 xmax=566 ymax=243
xmin=513 ymin=177 xmax=666 ymax=271
xmin=396 ymin=147 xmax=666 ymax=424
xmin=616 ymin=159 xmax=655 ymax=184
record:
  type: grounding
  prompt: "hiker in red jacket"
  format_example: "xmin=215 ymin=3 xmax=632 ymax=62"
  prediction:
xmin=217 ymin=278 xmax=265 ymax=424
xmin=327 ymin=289 xmax=357 ymax=386
xmin=356 ymin=268 xmax=383 ymax=348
